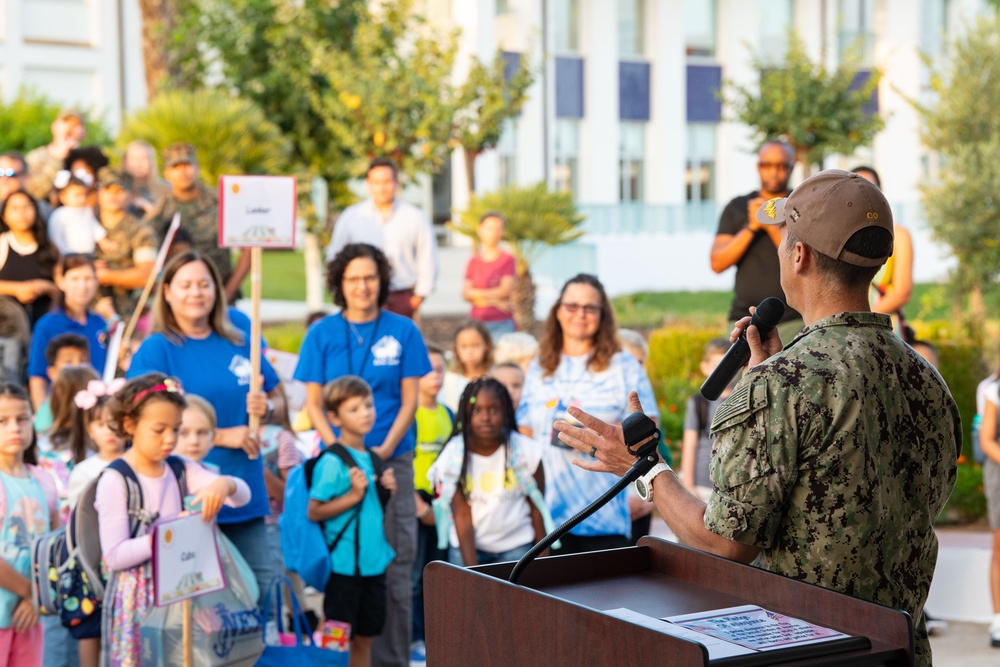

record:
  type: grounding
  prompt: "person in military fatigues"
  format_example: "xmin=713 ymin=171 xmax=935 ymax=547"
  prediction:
xmin=555 ymin=170 xmax=960 ymax=667
xmin=143 ymin=143 xmax=249 ymax=301
xmin=94 ymin=168 xmax=159 ymax=317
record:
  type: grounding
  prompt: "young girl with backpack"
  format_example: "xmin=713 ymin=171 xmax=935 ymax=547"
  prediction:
xmin=94 ymin=372 xmax=250 ymax=666
xmin=0 ymin=382 xmax=59 ymax=667
xmin=429 ymin=376 xmax=554 ymax=567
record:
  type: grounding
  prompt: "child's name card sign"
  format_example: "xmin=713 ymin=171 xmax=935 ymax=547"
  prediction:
xmin=219 ymin=175 xmax=297 ymax=248
xmin=152 ymin=513 xmax=226 ymax=606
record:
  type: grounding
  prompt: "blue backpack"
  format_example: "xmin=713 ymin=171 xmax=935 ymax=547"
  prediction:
xmin=280 ymin=444 xmax=388 ymax=589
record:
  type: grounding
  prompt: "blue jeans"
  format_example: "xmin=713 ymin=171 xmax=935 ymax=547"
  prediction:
xmin=42 ymin=614 xmax=80 ymax=667
xmin=447 ymin=542 xmax=532 ymax=567
xmin=482 ymin=318 xmax=517 ymax=339
xmin=219 ymin=517 xmax=276 ymax=608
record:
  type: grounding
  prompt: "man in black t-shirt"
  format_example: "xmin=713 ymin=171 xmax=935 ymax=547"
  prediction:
xmin=710 ymin=140 xmax=802 ymax=332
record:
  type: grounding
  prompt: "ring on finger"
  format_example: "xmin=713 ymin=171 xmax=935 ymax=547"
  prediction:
xmin=589 ymin=446 xmax=597 ymax=458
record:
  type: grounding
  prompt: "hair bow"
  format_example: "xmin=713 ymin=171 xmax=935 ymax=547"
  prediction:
xmin=132 ymin=377 xmax=185 ymax=404
xmin=53 ymin=170 xmax=71 ymax=190
xmin=74 ymin=378 xmax=126 ymax=410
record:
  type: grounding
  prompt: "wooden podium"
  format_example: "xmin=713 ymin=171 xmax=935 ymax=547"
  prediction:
xmin=425 ymin=537 xmax=913 ymax=666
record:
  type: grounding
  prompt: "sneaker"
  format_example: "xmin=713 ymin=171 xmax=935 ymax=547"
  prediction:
xmin=989 ymin=619 xmax=1000 ymax=647
xmin=410 ymin=640 xmax=427 ymax=665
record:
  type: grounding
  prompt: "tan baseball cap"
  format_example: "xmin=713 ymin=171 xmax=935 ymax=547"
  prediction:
xmin=756 ymin=169 xmax=893 ymax=267
xmin=162 ymin=142 xmax=197 ymax=168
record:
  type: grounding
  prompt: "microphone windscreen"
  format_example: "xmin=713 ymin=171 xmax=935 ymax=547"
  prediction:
xmin=751 ymin=297 xmax=785 ymax=330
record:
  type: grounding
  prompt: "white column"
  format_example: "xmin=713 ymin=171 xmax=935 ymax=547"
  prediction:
xmin=644 ymin=0 xmax=686 ymax=205
xmin=715 ymin=0 xmax=762 ymax=200
xmin=509 ymin=0 xmax=548 ymax=187
xmin=873 ymin=0 xmax=921 ymax=204
xmin=577 ymin=0 xmax=619 ymax=204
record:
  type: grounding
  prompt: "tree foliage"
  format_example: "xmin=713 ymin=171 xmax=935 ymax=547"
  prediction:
xmin=725 ymin=32 xmax=883 ymax=173
xmin=117 ymin=89 xmax=291 ymax=186
xmin=175 ymin=0 xmax=366 ymax=189
xmin=453 ymin=51 xmax=536 ymax=193
xmin=301 ymin=0 xmax=459 ymax=183
xmin=0 ymin=88 xmax=111 ymax=153
xmin=917 ymin=14 xmax=1000 ymax=292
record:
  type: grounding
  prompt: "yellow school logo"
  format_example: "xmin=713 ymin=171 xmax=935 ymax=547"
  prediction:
xmin=763 ymin=198 xmax=780 ymax=219
xmin=231 ymin=183 xmax=240 ymax=194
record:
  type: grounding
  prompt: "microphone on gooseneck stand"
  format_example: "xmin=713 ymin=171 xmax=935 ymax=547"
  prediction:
xmin=508 ymin=411 xmax=661 ymax=585
xmin=700 ymin=297 xmax=785 ymax=401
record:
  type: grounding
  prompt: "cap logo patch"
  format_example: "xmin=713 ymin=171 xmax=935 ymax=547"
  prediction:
xmin=789 ymin=207 xmax=801 ymax=222
xmin=867 ymin=211 xmax=879 ymax=219
xmin=763 ymin=198 xmax=780 ymax=219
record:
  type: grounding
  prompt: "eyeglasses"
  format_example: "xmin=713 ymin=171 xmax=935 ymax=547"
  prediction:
xmin=0 ymin=169 xmax=23 ymax=178
xmin=757 ymin=162 xmax=793 ymax=171
xmin=343 ymin=275 xmax=379 ymax=285
xmin=559 ymin=302 xmax=601 ymax=317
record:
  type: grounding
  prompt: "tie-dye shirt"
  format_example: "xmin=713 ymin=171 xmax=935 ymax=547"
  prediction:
xmin=517 ymin=350 xmax=658 ymax=538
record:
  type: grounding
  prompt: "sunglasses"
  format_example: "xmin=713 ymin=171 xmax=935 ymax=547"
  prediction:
xmin=559 ymin=302 xmax=601 ymax=317
xmin=0 ymin=168 xmax=23 ymax=178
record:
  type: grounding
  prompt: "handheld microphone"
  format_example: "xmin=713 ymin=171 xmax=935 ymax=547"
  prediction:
xmin=700 ymin=297 xmax=785 ymax=401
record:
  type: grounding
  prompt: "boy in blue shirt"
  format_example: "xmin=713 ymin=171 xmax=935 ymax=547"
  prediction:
xmin=307 ymin=376 xmax=396 ymax=667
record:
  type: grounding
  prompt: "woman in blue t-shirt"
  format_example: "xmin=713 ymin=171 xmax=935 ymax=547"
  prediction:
xmin=127 ymin=249 xmax=284 ymax=602
xmin=295 ymin=243 xmax=429 ymax=665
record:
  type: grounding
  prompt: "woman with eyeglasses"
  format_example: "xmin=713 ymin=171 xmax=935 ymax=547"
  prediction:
xmin=516 ymin=273 xmax=658 ymax=555
xmin=294 ymin=242 xmax=430 ymax=666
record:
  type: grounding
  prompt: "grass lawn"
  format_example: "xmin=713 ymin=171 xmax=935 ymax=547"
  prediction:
xmin=239 ymin=249 xmax=311 ymax=301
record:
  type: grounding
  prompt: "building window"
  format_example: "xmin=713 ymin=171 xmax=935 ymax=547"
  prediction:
xmin=618 ymin=0 xmax=645 ymax=58
xmin=686 ymin=123 xmax=715 ymax=202
xmin=684 ymin=0 xmax=716 ymax=58
xmin=554 ymin=119 xmax=579 ymax=196
xmin=619 ymin=123 xmax=644 ymax=202
xmin=758 ymin=0 xmax=794 ymax=63
xmin=497 ymin=118 xmax=518 ymax=188
xmin=554 ymin=0 xmax=580 ymax=53
xmin=838 ymin=0 xmax=874 ymax=66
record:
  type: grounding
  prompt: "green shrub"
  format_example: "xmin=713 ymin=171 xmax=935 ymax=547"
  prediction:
xmin=938 ymin=462 xmax=987 ymax=525
xmin=0 ymin=87 xmax=111 ymax=153
xmin=646 ymin=325 xmax=721 ymax=452
xmin=117 ymin=90 xmax=292 ymax=186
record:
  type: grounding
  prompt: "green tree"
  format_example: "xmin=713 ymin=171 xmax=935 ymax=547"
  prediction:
xmin=452 ymin=183 xmax=586 ymax=330
xmin=917 ymin=13 xmax=1000 ymax=324
xmin=117 ymin=89 xmax=291 ymax=186
xmin=301 ymin=0 xmax=460 ymax=182
xmin=453 ymin=51 xmax=536 ymax=194
xmin=725 ymin=32 xmax=883 ymax=175
xmin=0 ymin=88 xmax=111 ymax=153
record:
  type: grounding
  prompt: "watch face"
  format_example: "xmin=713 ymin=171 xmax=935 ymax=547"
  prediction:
xmin=636 ymin=479 xmax=649 ymax=500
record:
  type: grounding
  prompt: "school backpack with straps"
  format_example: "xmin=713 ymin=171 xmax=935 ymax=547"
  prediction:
xmin=280 ymin=443 xmax=389 ymax=589
xmin=31 ymin=456 xmax=187 ymax=634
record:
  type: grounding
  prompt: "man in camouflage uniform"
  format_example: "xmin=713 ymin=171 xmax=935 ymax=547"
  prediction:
xmin=94 ymin=168 xmax=159 ymax=316
xmin=143 ymin=143 xmax=249 ymax=301
xmin=24 ymin=109 xmax=86 ymax=203
xmin=556 ymin=170 xmax=960 ymax=667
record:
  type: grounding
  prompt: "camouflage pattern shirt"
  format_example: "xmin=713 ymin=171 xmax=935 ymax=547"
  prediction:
xmin=24 ymin=146 xmax=63 ymax=202
xmin=705 ymin=312 xmax=960 ymax=667
xmin=143 ymin=185 xmax=233 ymax=285
xmin=96 ymin=213 xmax=159 ymax=315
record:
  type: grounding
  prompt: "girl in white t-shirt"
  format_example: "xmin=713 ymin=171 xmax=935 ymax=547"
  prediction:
xmin=429 ymin=376 xmax=555 ymax=566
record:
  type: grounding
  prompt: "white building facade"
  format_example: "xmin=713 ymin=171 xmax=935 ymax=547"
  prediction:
xmin=443 ymin=0 xmax=987 ymax=298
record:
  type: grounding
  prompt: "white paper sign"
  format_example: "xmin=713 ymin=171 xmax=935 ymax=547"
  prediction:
xmin=152 ymin=514 xmax=226 ymax=606
xmin=219 ymin=175 xmax=297 ymax=248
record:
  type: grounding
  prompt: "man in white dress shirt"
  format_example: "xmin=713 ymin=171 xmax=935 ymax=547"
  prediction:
xmin=326 ymin=157 xmax=439 ymax=318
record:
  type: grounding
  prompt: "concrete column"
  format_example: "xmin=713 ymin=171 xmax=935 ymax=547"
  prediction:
xmin=644 ymin=0 xmax=686 ymax=205
xmin=715 ymin=0 xmax=761 ymax=200
xmin=577 ymin=0 xmax=619 ymax=204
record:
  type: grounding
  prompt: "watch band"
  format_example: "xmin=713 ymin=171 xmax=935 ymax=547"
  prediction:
xmin=635 ymin=462 xmax=672 ymax=502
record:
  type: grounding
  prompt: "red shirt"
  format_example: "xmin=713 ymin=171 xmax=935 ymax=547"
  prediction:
xmin=464 ymin=251 xmax=516 ymax=322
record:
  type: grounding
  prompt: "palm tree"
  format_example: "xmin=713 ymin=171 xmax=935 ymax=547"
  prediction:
xmin=452 ymin=183 xmax=586 ymax=331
